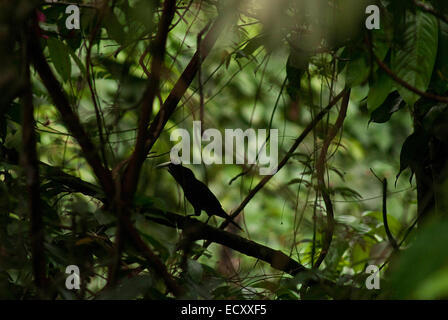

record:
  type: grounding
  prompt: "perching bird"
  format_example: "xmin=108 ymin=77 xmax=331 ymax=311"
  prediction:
xmin=157 ymin=162 xmax=243 ymax=231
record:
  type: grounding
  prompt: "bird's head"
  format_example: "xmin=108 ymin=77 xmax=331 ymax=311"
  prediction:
xmin=156 ymin=161 xmax=196 ymax=185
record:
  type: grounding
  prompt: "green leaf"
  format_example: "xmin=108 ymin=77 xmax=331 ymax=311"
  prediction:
xmin=129 ymin=0 xmax=156 ymax=35
xmin=367 ymin=69 xmax=395 ymax=111
xmin=139 ymin=232 xmax=170 ymax=261
xmin=432 ymin=21 xmax=448 ymax=95
xmin=391 ymin=11 xmax=438 ymax=106
xmin=241 ymin=35 xmax=267 ymax=57
xmin=423 ymin=104 xmax=448 ymax=142
xmin=351 ymin=242 xmax=370 ymax=273
xmin=47 ymin=38 xmax=72 ymax=82
xmin=362 ymin=211 xmax=402 ymax=237
xmin=371 ymin=28 xmax=391 ymax=62
xmin=104 ymin=11 xmax=127 ymax=45
xmin=345 ymin=49 xmax=369 ymax=87
xmin=369 ymin=91 xmax=404 ymax=124
xmin=286 ymin=178 xmax=311 ymax=187
xmin=68 ymin=48 xmax=86 ymax=75
xmin=98 ymin=275 xmax=153 ymax=299
xmin=397 ymin=130 xmax=429 ymax=179
xmin=187 ymin=260 xmax=203 ymax=283
xmin=332 ymin=186 xmax=363 ymax=200
xmin=388 ymin=219 xmax=448 ymax=298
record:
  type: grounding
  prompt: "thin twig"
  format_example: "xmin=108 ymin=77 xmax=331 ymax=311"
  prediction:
xmin=313 ymin=89 xmax=350 ymax=269
xmin=366 ymin=35 xmax=448 ymax=104
xmin=121 ymin=213 xmax=184 ymax=297
xmin=144 ymin=209 xmax=307 ymax=276
xmin=197 ymin=21 xmax=212 ymax=134
xmin=230 ymin=89 xmax=348 ymax=221
xmin=142 ymin=14 xmax=228 ymax=157
xmin=196 ymin=89 xmax=348 ymax=256
xmin=139 ymin=47 xmax=151 ymax=78
xmin=85 ymin=1 xmax=110 ymax=170
xmin=29 ymin=27 xmax=115 ymax=199
xmin=121 ymin=0 xmax=177 ymax=199
xmin=370 ymin=169 xmax=399 ymax=251
xmin=382 ymin=178 xmax=399 ymax=251
xmin=414 ymin=0 xmax=448 ymax=24
xmin=109 ymin=0 xmax=177 ymax=289
xmin=140 ymin=208 xmax=364 ymax=298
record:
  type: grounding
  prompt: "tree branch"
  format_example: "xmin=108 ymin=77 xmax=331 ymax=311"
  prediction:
xmin=381 ymin=178 xmax=399 ymax=251
xmin=140 ymin=208 xmax=368 ymax=298
xmin=121 ymin=213 xmax=184 ymax=297
xmin=141 ymin=209 xmax=307 ymax=276
xmin=0 ymin=147 xmax=105 ymax=200
xmin=414 ymin=0 xmax=448 ymax=24
xmin=366 ymin=35 xmax=448 ymax=104
xmin=112 ymin=0 xmax=177 ymax=291
xmin=313 ymin=89 xmax=350 ymax=269
xmin=122 ymin=0 xmax=177 ymax=199
xmin=195 ymin=89 xmax=347 ymax=260
xmin=0 ymin=147 xmax=181 ymax=295
xmin=85 ymin=1 xmax=110 ymax=171
xmin=28 ymin=33 xmax=115 ymax=199
xmin=142 ymin=15 xmax=227 ymax=156
xmin=22 ymin=36 xmax=47 ymax=292
xmin=219 ymin=89 xmax=348 ymax=232
xmin=4 ymin=155 xmax=363 ymax=297
xmin=197 ymin=22 xmax=212 ymax=133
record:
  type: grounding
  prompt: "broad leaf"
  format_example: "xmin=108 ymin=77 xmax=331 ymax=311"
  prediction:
xmin=432 ymin=21 xmax=448 ymax=94
xmin=346 ymin=49 xmax=369 ymax=87
xmin=47 ymin=38 xmax=72 ymax=82
xmin=397 ymin=130 xmax=429 ymax=179
xmin=369 ymin=91 xmax=404 ymax=124
xmin=367 ymin=69 xmax=395 ymax=111
xmin=391 ymin=11 xmax=438 ymax=106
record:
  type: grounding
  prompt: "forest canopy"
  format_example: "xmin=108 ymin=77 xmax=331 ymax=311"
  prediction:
xmin=0 ymin=0 xmax=448 ymax=300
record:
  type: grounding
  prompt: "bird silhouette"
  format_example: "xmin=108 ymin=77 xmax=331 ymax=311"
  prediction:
xmin=158 ymin=162 xmax=243 ymax=231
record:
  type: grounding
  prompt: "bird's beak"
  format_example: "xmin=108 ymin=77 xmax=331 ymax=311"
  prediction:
xmin=155 ymin=161 xmax=171 ymax=169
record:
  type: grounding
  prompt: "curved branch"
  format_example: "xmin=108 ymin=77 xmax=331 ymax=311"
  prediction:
xmin=221 ymin=89 xmax=348 ymax=227
xmin=142 ymin=15 xmax=227 ymax=155
xmin=382 ymin=178 xmax=399 ymax=251
xmin=122 ymin=0 xmax=177 ymax=199
xmin=111 ymin=0 xmax=177 ymax=289
xmin=414 ymin=0 xmax=448 ymax=24
xmin=121 ymin=213 xmax=184 ymax=297
xmin=366 ymin=36 xmax=448 ymax=104
xmin=28 ymin=33 xmax=115 ymax=199
xmin=85 ymin=1 xmax=109 ymax=170
xmin=314 ymin=89 xmax=350 ymax=269
xmin=141 ymin=208 xmax=367 ymax=298
xmin=0 ymin=146 xmax=104 ymax=199
xmin=195 ymin=89 xmax=347 ymax=260
xmin=3 ymin=158 xmax=362 ymax=296
xmin=142 ymin=209 xmax=306 ymax=276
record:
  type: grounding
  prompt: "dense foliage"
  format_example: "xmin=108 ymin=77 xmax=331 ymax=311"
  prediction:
xmin=0 ymin=0 xmax=448 ymax=299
